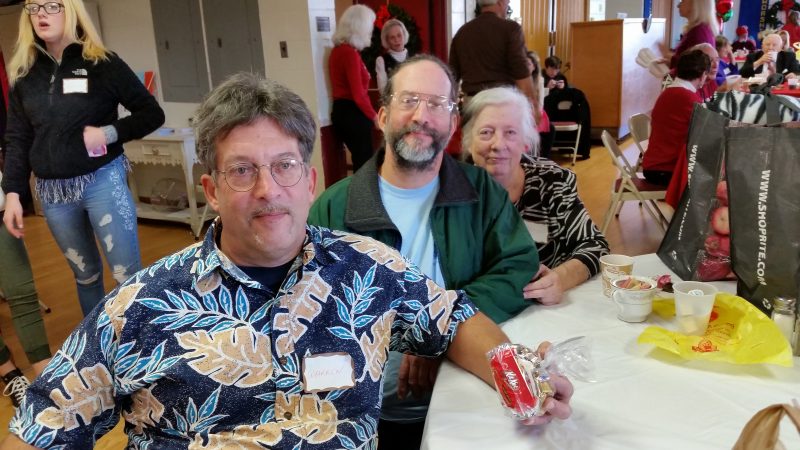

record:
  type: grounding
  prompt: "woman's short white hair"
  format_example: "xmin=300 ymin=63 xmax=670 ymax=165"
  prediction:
xmin=380 ymin=19 xmax=409 ymax=49
xmin=333 ymin=5 xmax=376 ymax=50
xmin=461 ymin=87 xmax=539 ymax=157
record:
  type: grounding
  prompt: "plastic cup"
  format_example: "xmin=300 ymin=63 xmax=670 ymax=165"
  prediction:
xmin=673 ymin=281 xmax=718 ymax=335
xmin=768 ymin=51 xmax=778 ymax=62
xmin=599 ymin=254 xmax=634 ymax=297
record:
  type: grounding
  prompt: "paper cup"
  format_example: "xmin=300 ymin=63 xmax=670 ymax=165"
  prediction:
xmin=673 ymin=281 xmax=718 ymax=335
xmin=599 ymin=254 xmax=634 ymax=297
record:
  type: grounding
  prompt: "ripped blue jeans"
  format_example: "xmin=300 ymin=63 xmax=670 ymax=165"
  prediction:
xmin=40 ymin=156 xmax=141 ymax=316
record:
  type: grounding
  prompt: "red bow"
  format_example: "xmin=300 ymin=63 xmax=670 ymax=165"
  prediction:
xmin=783 ymin=0 xmax=796 ymax=14
xmin=375 ymin=5 xmax=391 ymax=29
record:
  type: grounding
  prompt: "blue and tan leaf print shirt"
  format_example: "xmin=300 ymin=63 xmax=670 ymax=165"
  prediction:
xmin=11 ymin=222 xmax=477 ymax=449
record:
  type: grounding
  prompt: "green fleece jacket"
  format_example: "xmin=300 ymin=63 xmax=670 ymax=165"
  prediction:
xmin=308 ymin=150 xmax=538 ymax=323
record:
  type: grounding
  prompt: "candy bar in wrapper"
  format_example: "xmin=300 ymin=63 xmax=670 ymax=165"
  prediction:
xmin=487 ymin=343 xmax=554 ymax=420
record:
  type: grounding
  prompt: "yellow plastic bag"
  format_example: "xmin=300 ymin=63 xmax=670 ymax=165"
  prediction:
xmin=638 ymin=292 xmax=794 ymax=366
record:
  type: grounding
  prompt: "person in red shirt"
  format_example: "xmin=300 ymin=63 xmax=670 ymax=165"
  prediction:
xmin=642 ymin=50 xmax=711 ymax=186
xmin=731 ymin=25 xmax=757 ymax=53
xmin=782 ymin=11 xmax=800 ymax=49
xmin=329 ymin=5 xmax=377 ymax=172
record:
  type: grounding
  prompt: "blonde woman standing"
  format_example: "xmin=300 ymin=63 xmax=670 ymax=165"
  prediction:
xmin=664 ymin=0 xmax=718 ymax=68
xmin=2 ymin=0 xmax=164 ymax=316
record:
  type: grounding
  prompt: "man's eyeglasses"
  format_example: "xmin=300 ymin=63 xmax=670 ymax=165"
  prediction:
xmin=215 ymin=158 xmax=305 ymax=192
xmin=24 ymin=2 xmax=64 ymax=15
xmin=390 ymin=91 xmax=455 ymax=115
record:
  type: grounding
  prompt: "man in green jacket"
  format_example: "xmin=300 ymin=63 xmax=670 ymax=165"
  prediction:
xmin=308 ymin=55 xmax=538 ymax=450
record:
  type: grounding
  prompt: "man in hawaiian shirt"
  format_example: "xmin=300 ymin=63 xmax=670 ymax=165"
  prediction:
xmin=2 ymin=73 xmax=572 ymax=450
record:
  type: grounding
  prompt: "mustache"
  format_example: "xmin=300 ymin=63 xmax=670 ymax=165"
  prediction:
xmin=398 ymin=123 xmax=441 ymax=140
xmin=250 ymin=205 xmax=290 ymax=218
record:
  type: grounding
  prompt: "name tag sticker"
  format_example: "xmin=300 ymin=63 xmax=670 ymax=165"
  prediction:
xmin=63 ymin=78 xmax=88 ymax=94
xmin=302 ymin=352 xmax=355 ymax=393
xmin=524 ymin=220 xmax=549 ymax=244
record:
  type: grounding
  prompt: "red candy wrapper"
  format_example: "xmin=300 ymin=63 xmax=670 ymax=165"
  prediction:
xmin=487 ymin=343 xmax=554 ymax=420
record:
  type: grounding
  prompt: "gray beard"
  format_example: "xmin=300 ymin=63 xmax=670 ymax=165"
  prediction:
xmin=386 ymin=123 xmax=450 ymax=171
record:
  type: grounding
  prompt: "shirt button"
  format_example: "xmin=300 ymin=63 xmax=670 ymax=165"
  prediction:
xmin=279 ymin=356 xmax=288 ymax=365
xmin=283 ymin=412 xmax=293 ymax=420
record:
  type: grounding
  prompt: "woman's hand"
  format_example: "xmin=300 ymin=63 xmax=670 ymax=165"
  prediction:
xmin=2 ymin=193 xmax=26 ymax=238
xmin=523 ymin=264 xmax=564 ymax=306
xmin=83 ymin=126 xmax=107 ymax=155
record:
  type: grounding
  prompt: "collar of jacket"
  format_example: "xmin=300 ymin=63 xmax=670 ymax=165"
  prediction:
xmin=343 ymin=148 xmax=478 ymax=233
xmin=35 ymin=41 xmax=84 ymax=63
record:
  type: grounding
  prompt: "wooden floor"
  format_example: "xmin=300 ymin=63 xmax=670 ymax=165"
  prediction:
xmin=0 ymin=140 xmax=668 ymax=447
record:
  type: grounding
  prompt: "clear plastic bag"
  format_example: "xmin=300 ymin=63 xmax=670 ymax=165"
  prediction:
xmin=487 ymin=336 xmax=594 ymax=420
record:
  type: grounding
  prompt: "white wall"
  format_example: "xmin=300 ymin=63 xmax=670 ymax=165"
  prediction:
xmin=605 ymin=0 xmax=641 ymax=20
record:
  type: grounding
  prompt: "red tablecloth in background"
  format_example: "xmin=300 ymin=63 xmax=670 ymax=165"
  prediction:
xmin=771 ymin=83 xmax=800 ymax=97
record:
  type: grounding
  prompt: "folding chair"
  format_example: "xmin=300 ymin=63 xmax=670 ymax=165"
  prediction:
xmin=600 ymin=130 xmax=669 ymax=234
xmin=628 ymin=113 xmax=651 ymax=174
xmin=551 ymin=116 xmax=581 ymax=166
xmin=544 ymin=87 xmax=591 ymax=165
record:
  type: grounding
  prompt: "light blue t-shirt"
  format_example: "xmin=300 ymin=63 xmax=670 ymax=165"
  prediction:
xmin=378 ymin=175 xmax=445 ymax=423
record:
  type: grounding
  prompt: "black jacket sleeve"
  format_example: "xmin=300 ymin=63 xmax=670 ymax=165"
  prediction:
xmin=0 ymin=87 xmax=34 ymax=195
xmin=106 ymin=55 xmax=165 ymax=143
xmin=739 ymin=52 xmax=762 ymax=78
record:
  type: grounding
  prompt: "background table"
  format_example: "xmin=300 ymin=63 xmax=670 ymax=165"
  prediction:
xmin=422 ymin=254 xmax=799 ymax=450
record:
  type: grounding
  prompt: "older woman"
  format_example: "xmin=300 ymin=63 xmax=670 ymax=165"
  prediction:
xmin=375 ymin=19 xmax=413 ymax=91
xmin=463 ymin=87 xmax=609 ymax=305
xmin=329 ymin=5 xmax=377 ymax=171
xmin=3 ymin=0 xmax=164 ymax=316
xmin=664 ymin=0 xmax=718 ymax=69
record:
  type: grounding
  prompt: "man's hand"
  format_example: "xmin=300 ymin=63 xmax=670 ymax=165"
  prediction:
xmin=523 ymin=264 xmax=564 ymax=306
xmin=521 ymin=342 xmax=574 ymax=425
xmin=397 ymin=354 xmax=441 ymax=399
xmin=520 ymin=373 xmax=574 ymax=425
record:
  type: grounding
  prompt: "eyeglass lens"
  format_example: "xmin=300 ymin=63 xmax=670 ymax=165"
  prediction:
xmin=220 ymin=159 xmax=304 ymax=191
xmin=24 ymin=2 xmax=63 ymax=14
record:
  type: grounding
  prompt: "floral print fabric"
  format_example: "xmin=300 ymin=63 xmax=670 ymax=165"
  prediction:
xmin=11 ymin=221 xmax=476 ymax=449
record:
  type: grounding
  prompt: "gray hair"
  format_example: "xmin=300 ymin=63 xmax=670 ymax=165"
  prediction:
xmin=193 ymin=72 xmax=316 ymax=173
xmin=380 ymin=54 xmax=458 ymax=107
xmin=332 ymin=5 xmax=376 ymax=51
xmin=380 ymin=19 xmax=409 ymax=49
xmin=477 ymin=0 xmax=500 ymax=6
xmin=461 ymin=86 xmax=539 ymax=156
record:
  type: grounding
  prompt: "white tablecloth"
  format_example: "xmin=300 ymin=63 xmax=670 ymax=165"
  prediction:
xmin=422 ymin=254 xmax=799 ymax=450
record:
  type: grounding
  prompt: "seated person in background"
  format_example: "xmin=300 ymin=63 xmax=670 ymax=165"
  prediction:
xmin=741 ymin=33 xmax=800 ymax=79
xmin=731 ymin=25 xmax=757 ymax=54
xmin=782 ymin=11 xmax=800 ymax=48
xmin=542 ymin=55 xmax=568 ymax=90
xmin=715 ymin=35 xmax=740 ymax=86
xmin=375 ymin=19 xmax=413 ymax=92
xmin=642 ymin=50 xmax=710 ymax=187
xmin=1 ymin=72 xmax=573 ymax=450
xmin=525 ymin=51 xmax=553 ymax=158
xmin=779 ymin=30 xmax=794 ymax=52
xmin=463 ymin=87 xmax=609 ymax=306
xmin=689 ymin=43 xmax=720 ymax=100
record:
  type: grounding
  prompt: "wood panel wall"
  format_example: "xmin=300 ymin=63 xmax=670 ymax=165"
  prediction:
xmin=521 ymin=0 xmax=551 ymax=61
xmin=652 ymin=0 xmax=672 ymax=44
xmin=554 ymin=0 xmax=585 ymax=69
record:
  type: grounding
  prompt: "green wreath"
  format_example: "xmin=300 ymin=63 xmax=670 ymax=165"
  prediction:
xmin=361 ymin=4 xmax=422 ymax=77
xmin=765 ymin=1 xmax=800 ymax=30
